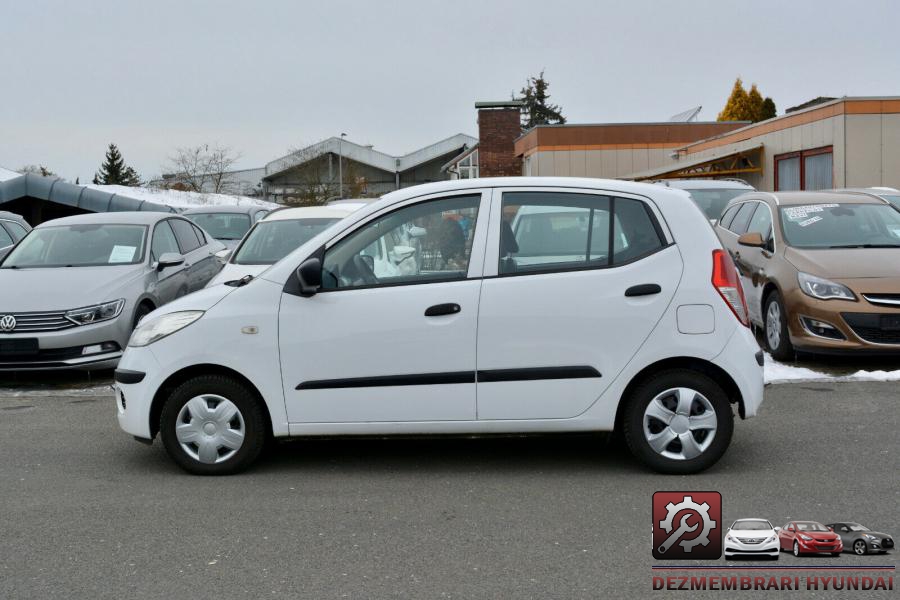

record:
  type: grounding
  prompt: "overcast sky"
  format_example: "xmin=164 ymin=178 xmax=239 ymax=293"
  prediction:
xmin=1 ymin=0 xmax=898 ymax=182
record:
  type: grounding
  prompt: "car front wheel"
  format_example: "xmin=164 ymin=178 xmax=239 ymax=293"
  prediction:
xmin=853 ymin=540 xmax=868 ymax=555
xmin=622 ymin=369 xmax=734 ymax=475
xmin=160 ymin=375 xmax=266 ymax=475
xmin=793 ymin=541 xmax=801 ymax=557
xmin=764 ymin=292 xmax=793 ymax=361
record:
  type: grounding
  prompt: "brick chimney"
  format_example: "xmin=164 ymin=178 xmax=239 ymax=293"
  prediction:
xmin=476 ymin=101 xmax=524 ymax=177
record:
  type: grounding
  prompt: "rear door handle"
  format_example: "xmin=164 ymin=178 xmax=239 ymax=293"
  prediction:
xmin=425 ymin=303 xmax=461 ymax=316
xmin=624 ymin=284 xmax=661 ymax=297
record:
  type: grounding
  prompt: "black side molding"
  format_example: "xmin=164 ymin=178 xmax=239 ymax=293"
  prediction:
xmin=477 ymin=366 xmax=601 ymax=383
xmin=625 ymin=284 xmax=662 ymax=297
xmin=297 ymin=366 xmax=601 ymax=390
xmin=114 ymin=369 xmax=145 ymax=384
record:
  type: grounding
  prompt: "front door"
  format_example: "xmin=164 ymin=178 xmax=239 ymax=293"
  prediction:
xmin=732 ymin=202 xmax=774 ymax=324
xmin=476 ymin=188 xmax=682 ymax=420
xmin=279 ymin=191 xmax=488 ymax=423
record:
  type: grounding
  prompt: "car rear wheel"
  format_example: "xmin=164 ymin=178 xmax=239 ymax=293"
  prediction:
xmin=160 ymin=375 xmax=266 ymax=475
xmin=853 ymin=540 xmax=868 ymax=555
xmin=623 ymin=369 xmax=734 ymax=475
xmin=793 ymin=541 xmax=801 ymax=557
xmin=764 ymin=292 xmax=793 ymax=361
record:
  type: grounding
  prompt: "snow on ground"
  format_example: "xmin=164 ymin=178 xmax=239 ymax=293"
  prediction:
xmin=764 ymin=353 xmax=900 ymax=384
xmin=84 ymin=184 xmax=279 ymax=210
xmin=0 ymin=385 xmax=114 ymax=398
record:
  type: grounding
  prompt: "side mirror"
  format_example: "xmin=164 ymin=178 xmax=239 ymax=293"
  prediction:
xmin=157 ymin=252 xmax=185 ymax=271
xmin=774 ymin=527 xmax=781 ymax=532
xmin=737 ymin=232 xmax=766 ymax=248
xmin=827 ymin=527 xmax=834 ymax=532
xmin=296 ymin=257 xmax=322 ymax=296
xmin=215 ymin=248 xmax=232 ymax=262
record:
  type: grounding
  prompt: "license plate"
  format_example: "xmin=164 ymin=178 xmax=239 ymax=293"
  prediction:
xmin=0 ymin=338 xmax=39 ymax=355
xmin=882 ymin=315 xmax=900 ymax=331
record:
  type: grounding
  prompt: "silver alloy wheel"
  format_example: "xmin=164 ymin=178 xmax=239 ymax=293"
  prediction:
xmin=175 ymin=394 xmax=245 ymax=464
xmin=766 ymin=301 xmax=782 ymax=349
xmin=642 ymin=387 xmax=717 ymax=461
xmin=854 ymin=540 xmax=867 ymax=555
xmin=793 ymin=541 xmax=800 ymax=557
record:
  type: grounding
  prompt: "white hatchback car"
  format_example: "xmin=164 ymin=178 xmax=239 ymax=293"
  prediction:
xmin=115 ymin=178 xmax=764 ymax=475
xmin=724 ymin=519 xmax=780 ymax=560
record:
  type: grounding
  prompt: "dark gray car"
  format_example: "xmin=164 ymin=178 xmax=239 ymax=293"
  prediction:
xmin=0 ymin=210 xmax=31 ymax=260
xmin=0 ymin=212 xmax=224 ymax=371
xmin=826 ymin=522 xmax=895 ymax=555
xmin=183 ymin=205 xmax=272 ymax=252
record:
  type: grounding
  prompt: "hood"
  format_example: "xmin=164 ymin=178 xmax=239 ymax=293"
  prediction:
xmin=144 ymin=282 xmax=237 ymax=322
xmin=785 ymin=247 xmax=900 ymax=279
xmin=802 ymin=531 xmax=838 ymax=541
xmin=207 ymin=263 xmax=268 ymax=287
xmin=731 ymin=529 xmax=776 ymax=538
xmin=0 ymin=264 xmax=146 ymax=311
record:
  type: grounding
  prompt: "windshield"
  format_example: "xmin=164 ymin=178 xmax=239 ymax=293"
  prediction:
xmin=186 ymin=213 xmax=251 ymax=240
xmin=882 ymin=195 xmax=900 ymax=210
xmin=1 ymin=224 xmax=147 ymax=268
xmin=232 ymin=218 xmax=340 ymax=265
xmin=779 ymin=203 xmax=900 ymax=248
xmin=796 ymin=522 xmax=829 ymax=532
xmin=847 ymin=524 xmax=870 ymax=532
xmin=685 ymin=189 xmax=751 ymax=220
xmin=733 ymin=520 xmax=772 ymax=531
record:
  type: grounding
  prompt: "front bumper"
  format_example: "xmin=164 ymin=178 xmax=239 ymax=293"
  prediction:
xmin=725 ymin=538 xmax=779 ymax=557
xmin=0 ymin=315 xmax=132 ymax=371
xmin=797 ymin=538 xmax=843 ymax=554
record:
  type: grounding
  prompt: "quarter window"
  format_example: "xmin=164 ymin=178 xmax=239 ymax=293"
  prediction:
xmin=170 ymin=219 xmax=202 ymax=253
xmin=719 ymin=205 xmax=741 ymax=229
xmin=322 ymin=195 xmax=480 ymax=290
xmin=499 ymin=192 xmax=663 ymax=275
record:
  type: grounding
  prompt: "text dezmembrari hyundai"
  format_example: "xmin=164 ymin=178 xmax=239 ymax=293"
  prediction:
xmin=114 ymin=178 xmax=764 ymax=475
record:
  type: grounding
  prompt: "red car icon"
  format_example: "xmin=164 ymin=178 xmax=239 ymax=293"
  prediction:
xmin=777 ymin=521 xmax=843 ymax=556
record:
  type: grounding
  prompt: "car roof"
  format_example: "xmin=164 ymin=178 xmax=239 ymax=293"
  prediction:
xmin=261 ymin=205 xmax=360 ymax=222
xmin=182 ymin=205 xmax=268 ymax=215
xmin=733 ymin=518 xmax=770 ymax=522
xmin=740 ymin=191 xmax=889 ymax=207
xmin=652 ymin=178 xmax=755 ymax=190
xmin=35 ymin=211 xmax=179 ymax=228
xmin=0 ymin=211 xmax=29 ymax=225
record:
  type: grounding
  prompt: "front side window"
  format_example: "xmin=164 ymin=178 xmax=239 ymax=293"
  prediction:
xmin=322 ymin=195 xmax=480 ymax=289
xmin=746 ymin=203 xmax=774 ymax=248
xmin=500 ymin=192 xmax=663 ymax=275
xmin=1 ymin=224 xmax=147 ymax=268
xmin=185 ymin=212 xmax=251 ymax=241
xmin=779 ymin=203 xmax=900 ymax=249
xmin=151 ymin=221 xmax=181 ymax=261
xmin=233 ymin=218 xmax=340 ymax=265
xmin=728 ymin=202 xmax=757 ymax=234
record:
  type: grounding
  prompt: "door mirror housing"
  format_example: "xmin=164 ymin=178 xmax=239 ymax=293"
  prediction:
xmin=296 ymin=257 xmax=323 ymax=296
xmin=774 ymin=527 xmax=781 ymax=532
xmin=737 ymin=232 xmax=766 ymax=248
xmin=156 ymin=252 xmax=185 ymax=271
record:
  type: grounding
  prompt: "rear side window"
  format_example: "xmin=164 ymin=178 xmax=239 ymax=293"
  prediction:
xmin=728 ymin=202 xmax=757 ymax=234
xmin=4 ymin=221 xmax=28 ymax=241
xmin=170 ymin=218 xmax=201 ymax=253
xmin=191 ymin=223 xmax=207 ymax=245
xmin=151 ymin=221 xmax=181 ymax=261
xmin=0 ymin=224 xmax=13 ymax=247
xmin=500 ymin=192 xmax=664 ymax=275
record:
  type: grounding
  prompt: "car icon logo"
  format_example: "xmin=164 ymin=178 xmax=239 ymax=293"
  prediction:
xmin=0 ymin=315 xmax=16 ymax=332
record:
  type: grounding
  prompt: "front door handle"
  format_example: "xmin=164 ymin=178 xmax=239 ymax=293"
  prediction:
xmin=624 ymin=284 xmax=661 ymax=297
xmin=425 ymin=303 xmax=461 ymax=317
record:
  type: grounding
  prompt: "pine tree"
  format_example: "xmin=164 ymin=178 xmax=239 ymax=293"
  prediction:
xmin=94 ymin=143 xmax=141 ymax=186
xmin=516 ymin=70 xmax=566 ymax=130
xmin=760 ymin=97 xmax=777 ymax=121
xmin=718 ymin=78 xmax=777 ymax=123
xmin=747 ymin=84 xmax=764 ymax=122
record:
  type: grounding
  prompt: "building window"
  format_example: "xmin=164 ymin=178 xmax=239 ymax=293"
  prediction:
xmin=775 ymin=146 xmax=833 ymax=191
xmin=456 ymin=150 xmax=479 ymax=179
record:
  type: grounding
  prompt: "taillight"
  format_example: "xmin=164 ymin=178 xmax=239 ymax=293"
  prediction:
xmin=712 ymin=249 xmax=749 ymax=327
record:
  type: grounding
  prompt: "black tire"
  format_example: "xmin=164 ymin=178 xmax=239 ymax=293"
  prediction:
xmin=160 ymin=375 xmax=266 ymax=475
xmin=763 ymin=291 xmax=793 ymax=361
xmin=132 ymin=302 xmax=154 ymax=329
xmin=853 ymin=540 xmax=868 ymax=555
xmin=622 ymin=369 xmax=734 ymax=475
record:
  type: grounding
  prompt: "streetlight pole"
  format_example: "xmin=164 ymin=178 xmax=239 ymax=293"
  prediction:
xmin=338 ymin=132 xmax=347 ymax=199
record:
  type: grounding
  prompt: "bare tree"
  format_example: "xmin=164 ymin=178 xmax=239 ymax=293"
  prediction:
xmin=18 ymin=164 xmax=57 ymax=177
xmin=276 ymin=143 xmax=368 ymax=206
xmin=163 ymin=144 xmax=241 ymax=194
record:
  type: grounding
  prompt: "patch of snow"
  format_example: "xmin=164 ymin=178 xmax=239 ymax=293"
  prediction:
xmin=0 ymin=385 xmax=114 ymax=398
xmin=84 ymin=184 xmax=279 ymax=210
xmin=764 ymin=353 xmax=900 ymax=384
xmin=0 ymin=166 xmax=21 ymax=182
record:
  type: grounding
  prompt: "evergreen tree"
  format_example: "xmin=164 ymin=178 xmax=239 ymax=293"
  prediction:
xmin=760 ymin=97 xmax=777 ymax=121
xmin=718 ymin=78 xmax=777 ymax=123
xmin=747 ymin=84 xmax=764 ymax=122
xmin=516 ymin=70 xmax=566 ymax=130
xmin=94 ymin=143 xmax=141 ymax=186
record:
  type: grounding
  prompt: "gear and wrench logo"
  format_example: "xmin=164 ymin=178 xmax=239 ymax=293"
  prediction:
xmin=652 ymin=492 xmax=722 ymax=560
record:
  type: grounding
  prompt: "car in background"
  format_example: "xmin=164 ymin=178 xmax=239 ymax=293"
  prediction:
xmin=651 ymin=179 xmax=755 ymax=223
xmin=0 ymin=212 xmax=224 ymax=370
xmin=115 ymin=177 xmax=763 ymax=475
xmin=0 ymin=211 xmax=31 ymax=261
xmin=724 ymin=519 xmax=780 ymax=560
xmin=716 ymin=191 xmax=900 ymax=359
xmin=826 ymin=522 xmax=895 ymax=555
xmin=777 ymin=521 xmax=842 ymax=557
xmin=207 ymin=204 xmax=361 ymax=286
xmin=826 ymin=187 xmax=900 ymax=211
xmin=183 ymin=205 xmax=272 ymax=253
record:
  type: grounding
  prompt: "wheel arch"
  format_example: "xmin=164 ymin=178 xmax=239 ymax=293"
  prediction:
xmin=614 ymin=356 xmax=746 ymax=433
xmin=148 ymin=363 xmax=273 ymax=439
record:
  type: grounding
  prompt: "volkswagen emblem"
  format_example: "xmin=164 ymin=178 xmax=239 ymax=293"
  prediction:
xmin=0 ymin=315 xmax=16 ymax=332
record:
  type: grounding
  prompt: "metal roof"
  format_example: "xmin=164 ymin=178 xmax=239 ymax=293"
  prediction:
xmin=0 ymin=166 xmax=20 ymax=182
xmin=0 ymin=173 xmax=176 ymax=214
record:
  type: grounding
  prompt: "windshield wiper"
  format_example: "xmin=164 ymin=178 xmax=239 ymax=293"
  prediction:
xmin=828 ymin=244 xmax=900 ymax=248
xmin=225 ymin=274 xmax=254 ymax=287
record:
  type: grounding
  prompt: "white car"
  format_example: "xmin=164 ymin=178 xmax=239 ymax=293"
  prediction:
xmin=207 ymin=204 xmax=363 ymax=286
xmin=725 ymin=519 xmax=780 ymax=560
xmin=114 ymin=177 xmax=764 ymax=475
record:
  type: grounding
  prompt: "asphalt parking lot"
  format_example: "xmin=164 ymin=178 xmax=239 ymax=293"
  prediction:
xmin=0 ymin=382 xmax=896 ymax=599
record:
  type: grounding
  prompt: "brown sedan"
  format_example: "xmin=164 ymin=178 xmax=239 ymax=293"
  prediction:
xmin=715 ymin=191 xmax=900 ymax=358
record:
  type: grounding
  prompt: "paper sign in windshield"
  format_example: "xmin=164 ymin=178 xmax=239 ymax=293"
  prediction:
xmin=798 ymin=216 xmax=822 ymax=227
xmin=784 ymin=204 xmax=838 ymax=220
xmin=109 ymin=245 xmax=136 ymax=263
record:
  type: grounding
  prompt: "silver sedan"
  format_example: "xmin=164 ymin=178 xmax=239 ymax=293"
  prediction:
xmin=0 ymin=212 xmax=224 ymax=370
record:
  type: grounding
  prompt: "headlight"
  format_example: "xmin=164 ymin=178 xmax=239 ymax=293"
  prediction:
xmin=66 ymin=299 xmax=125 ymax=325
xmin=725 ymin=534 xmax=734 ymax=542
xmin=128 ymin=311 xmax=204 ymax=347
xmin=863 ymin=534 xmax=876 ymax=540
xmin=798 ymin=272 xmax=856 ymax=301
xmin=799 ymin=534 xmax=813 ymax=541
xmin=764 ymin=535 xmax=776 ymax=543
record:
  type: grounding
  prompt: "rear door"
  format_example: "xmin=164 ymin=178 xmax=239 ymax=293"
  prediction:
xmin=475 ymin=187 xmax=683 ymax=420
xmin=169 ymin=218 xmax=209 ymax=292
